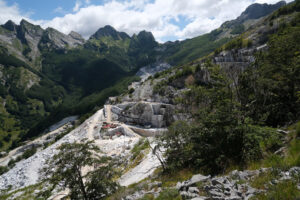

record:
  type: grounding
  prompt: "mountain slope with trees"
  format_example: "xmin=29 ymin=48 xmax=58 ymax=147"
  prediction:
xmin=0 ymin=1 xmax=288 ymax=152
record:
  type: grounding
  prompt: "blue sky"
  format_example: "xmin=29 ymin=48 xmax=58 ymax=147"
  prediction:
xmin=0 ymin=0 xmax=293 ymax=42
xmin=4 ymin=0 xmax=96 ymax=20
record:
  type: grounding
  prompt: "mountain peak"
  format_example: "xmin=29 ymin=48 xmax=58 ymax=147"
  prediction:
xmin=39 ymin=27 xmax=84 ymax=50
xmin=239 ymin=1 xmax=286 ymax=21
xmin=90 ymin=25 xmax=130 ymax=40
xmin=20 ymin=19 xmax=33 ymax=27
xmin=221 ymin=1 xmax=286 ymax=29
xmin=68 ymin=31 xmax=85 ymax=42
xmin=3 ymin=20 xmax=17 ymax=32
xmin=19 ymin=18 xmax=43 ymax=33
xmin=130 ymin=30 xmax=157 ymax=51
xmin=137 ymin=30 xmax=155 ymax=41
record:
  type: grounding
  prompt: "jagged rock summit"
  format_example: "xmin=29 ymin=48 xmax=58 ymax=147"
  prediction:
xmin=90 ymin=25 xmax=130 ymax=40
xmin=241 ymin=1 xmax=286 ymax=20
xmin=222 ymin=1 xmax=286 ymax=29
xmin=68 ymin=31 xmax=85 ymax=43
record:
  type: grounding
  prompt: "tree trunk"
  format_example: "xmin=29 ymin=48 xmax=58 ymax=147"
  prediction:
xmin=147 ymin=139 xmax=166 ymax=171
xmin=76 ymin=166 xmax=88 ymax=200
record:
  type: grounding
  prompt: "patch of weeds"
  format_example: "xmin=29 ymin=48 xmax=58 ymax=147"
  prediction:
xmin=196 ymin=181 xmax=207 ymax=196
xmin=263 ymin=154 xmax=287 ymax=170
xmin=250 ymin=170 xmax=280 ymax=190
xmin=138 ymin=194 xmax=155 ymax=200
xmin=296 ymin=122 xmax=300 ymax=138
xmin=252 ymin=180 xmax=300 ymax=200
xmin=131 ymin=139 xmax=150 ymax=161
xmin=157 ymin=169 xmax=194 ymax=187
xmin=248 ymin=122 xmax=300 ymax=171
xmin=155 ymin=188 xmax=182 ymax=200
xmin=105 ymin=187 xmax=131 ymax=200
xmin=285 ymin=139 xmax=300 ymax=166
xmin=235 ymin=179 xmax=248 ymax=185
xmin=0 ymin=182 xmax=45 ymax=200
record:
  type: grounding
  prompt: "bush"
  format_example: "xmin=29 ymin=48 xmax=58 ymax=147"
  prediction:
xmin=296 ymin=122 xmax=300 ymax=137
xmin=129 ymin=88 xmax=135 ymax=94
xmin=0 ymin=166 xmax=8 ymax=175
xmin=8 ymin=159 xmax=16 ymax=168
xmin=254 ymin=180 xmax=300 ymax=200
xmin=131 ymin=139 xmax=149 ymax=161
xmin=3 ymin=133 xmax=12 ymax=142
xmin=138 ymin=194 xmax=154 ymax=200
xmin=22 ymin=147 xmax=37 ymax=159
xmin=155 ymin=189 xmax=181 ymax=200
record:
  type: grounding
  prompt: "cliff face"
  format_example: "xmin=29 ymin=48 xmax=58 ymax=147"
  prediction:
xmin=0 ymin=19 xmax=85 ymax=71
xmin=38 ymin=27 xmax=84 ymax=51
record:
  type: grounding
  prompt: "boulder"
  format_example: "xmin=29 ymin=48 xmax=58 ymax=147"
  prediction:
xmin=277 ymin=129 xmax=289 ymax=135
xmin=0 ymin=152 xmax=7 ymax=157
xmin=180 ymin=191 xmax=199 ymax=199
xmin=191 ymin=197 xmax=208 ymax=200
xmin=189 ymin=186 xmax=200 ymax=194
xmin=188 ymin=174 xmax=211 ymax=187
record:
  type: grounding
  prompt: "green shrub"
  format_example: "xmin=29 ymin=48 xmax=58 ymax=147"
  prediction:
xmin=138 ymin=194 xmax=154 ymax=200
xmin=22 ymin=147 xmax=37 ymax=159
xmin=253 ymin=180 xmax=300 ymax=200
xmin=296 ymin=122 xmax=300 ymax=137
xmin=3 ymin=133 xmax=12 ymax=142
xmin=129 ymin=88 xmax=135 ymax=94
xmin=250 ymin=170 xmax=279 ymax=190
xmin=131 ymin=139 xmax=150 ymax=161
xmin=155 ymin=189 xmax=181 ymax=200
xmin=0 ymin=166 xmax=8 ymax=175
xmin=8 ymin=159 xmax=16 ymax=168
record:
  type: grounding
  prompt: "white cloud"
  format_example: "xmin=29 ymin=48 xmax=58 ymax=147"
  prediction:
xmin=0 ymin=0 xmax=43 ymax=25
xmin=0 ymin=0 xmax=295 ymax=42
xmin=0 ymin=0 xmax=27 ymax=24
xmin=73 ymin=1 xmax=82 ymax=12
xmin=53 ymin=7 xmax=66 ymax=14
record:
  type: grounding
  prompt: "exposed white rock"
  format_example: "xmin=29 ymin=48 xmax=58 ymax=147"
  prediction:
xmin=119 ymin=143 xmax=161 ymax=186
xmin=136 ymin=62 xmax=171 ymax=81
xmin=0 ymin=110 xmax=103 ymax=190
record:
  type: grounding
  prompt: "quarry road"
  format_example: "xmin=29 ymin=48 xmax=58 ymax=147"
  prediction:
xmin=86 ymin=109 xmax=103 ymax=141
xmin=105 ymin=104 xmax=112 ymax=123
